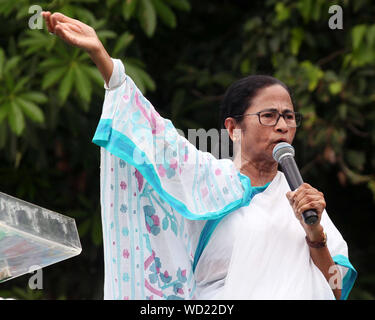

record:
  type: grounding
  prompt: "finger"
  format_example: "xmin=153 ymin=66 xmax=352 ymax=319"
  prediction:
xmin=297 ymin=201 xmax=325 ymax=217
xmin=294 ymin=191 xmax=324 ymax=207
xmin=41 ymin=11 xmax=50 ymax=18
xmin=295 ymin=194 xmax=325 ymax=213
xmin=54 ymin=23 xmax=76 ymax=44
xmin=55 ymin=23 xmax=84 ymax=48
xmin=55 ymin=21 xmax=81 ymax=34
xmin=64 ymin=22 xmax=82 ymax=34
xmin=51 ymin=12 xmax=80 ymax=29
xmin=286 ymin=191 xmax=294 ymax=202
xmin=293 ymin=186 xmax=322 ymax=204
xmin=42 ymin=11 xmax=54 ymax=33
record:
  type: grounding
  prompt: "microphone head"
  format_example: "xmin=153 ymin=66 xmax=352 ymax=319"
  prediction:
xmin=272 ymin=142 xmax=295 ymax=163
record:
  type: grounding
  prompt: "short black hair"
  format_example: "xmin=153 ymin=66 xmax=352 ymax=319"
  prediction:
xmin=219 ymin=75 xmax=292 ymax=129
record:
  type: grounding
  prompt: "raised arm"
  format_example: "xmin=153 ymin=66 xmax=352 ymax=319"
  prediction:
xmin=42 ymin=11 xmax=252 ymax=220
xmin=41 ymin=11 xmax=113 ymax=86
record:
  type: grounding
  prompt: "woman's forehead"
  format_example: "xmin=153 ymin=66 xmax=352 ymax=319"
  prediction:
xmin=248 ymin=85 xmax=294 ymax=111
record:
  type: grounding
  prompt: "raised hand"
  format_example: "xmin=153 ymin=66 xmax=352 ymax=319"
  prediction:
xmin=41 ymin=11 xmax=113 ymax=86
xmin=41 ymin=11 xmax=102 ymax=54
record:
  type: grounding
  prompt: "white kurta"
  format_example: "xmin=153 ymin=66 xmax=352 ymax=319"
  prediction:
xmin=196 ymin=171 xmax=354 ymax=299
xmin=92 ymin=58 xmax=357 ymax=300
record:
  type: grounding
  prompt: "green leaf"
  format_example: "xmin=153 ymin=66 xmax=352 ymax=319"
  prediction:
xmin=73 ymin=6 xmax=97 ymax=25
xmin=300 ymin=61 xmax=324 ymax=91
xmin=4 ymin=56 xmax=21 ymax=74
xmin=58 ymin=66 xmax=75 ymax=104
xmin=368 ymin=180 xmax=375 ymax=202
xmin=240 ymin=58 xmax=251 ymax=75
xmin=112 ymin=32 xmax=134 ymax=56
xmin=137 ymin=68 xmax=156 ymax=91
xmin=39 ymin=58 xmax=64 ymax=69
xmin=353 ymin=45 xmax=375 ymax=66
xmin=96 ymin=30 xmax=117 ymax=41
xmin=107 ymin=0 xmax=119 ymax=8
xmin=352 ymin=24 xmax=367 ymax=51
xmin=212 ymin=72 xmax=235 ymax=87
xmin=164 ymin=0 xmax=191 ymax=11
xmin=311 ymin=0 xmax=324 ymax=21
xmin=125 ymin=63 xmax=146 ymax=92
xmin=138 ymin=0 xmax=157 ymax=37
xmin=124 ymin=60 xmax=156 ymax=93
xmin=15 ymin=97 xmax=45 ymax=123
xmin=329 ymin=81 xmax=342 ymax=95
xmin=16 ymin=5 xmax=31 ymax=20
xmin=122 ymin=0 xmax=139 ymax=20
xmin=74 ymin=65 xmax=92 ymax=103
xmin=19 ymin=92 xmax=48 ymax=104
xmin=367 ymin=24 xmax=375 ymax=48
xmin=275 ymin=2 xmax=290 ymax=22
xmin=81 ymin=65 xmax=104 ymax=86
xmin=290 ymin=28 xmax=304 ymax=56
xmin=42 ymin=66 xmax=67 ymax=90
xmin=297 ymin=0 xmax=312 ymax=23
xmin=19 ymin=31 xmax=54 ymax=55
xmin=243 ymin=17 xmax=262 ymax=32
xmin=0 ymin=103 xmax=10 ymax=124
xmin=8 ymin=100 xmax=25 ymax=136
xmin=13 ymin=77 xmax=30 ymax=94
xmin=0 ymin=48 xmax=5 ymax=79
xmin=338 ymin=104 xmax=347 ymax=120
xmin=152 ymin=0 xmax=177 ymax=28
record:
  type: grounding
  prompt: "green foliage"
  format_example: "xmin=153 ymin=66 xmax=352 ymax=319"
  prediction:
xmin=0 ymin=48 xmax=47 ymax=136
xmin=0 ymin=0 xmax=374 ymax=300
xmin=115 ymin=0 xmax=190 ymax=37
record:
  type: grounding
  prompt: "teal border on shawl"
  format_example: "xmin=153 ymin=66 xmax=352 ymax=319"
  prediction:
xmin=92 ymin=118 xmax=252 ymax=221
xmin=192 ymin=182 xmax=270 ymax=272
xmin=332 ymin=254 xmax=357 ymax=300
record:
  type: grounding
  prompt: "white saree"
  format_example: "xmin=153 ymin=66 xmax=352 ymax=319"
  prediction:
xmin=92 ymin=58 xmax=357 ymax=300
xmin=196 ymin=171 xmax=357 ymax=300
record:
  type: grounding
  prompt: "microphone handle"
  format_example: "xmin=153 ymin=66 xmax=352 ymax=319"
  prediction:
xmin=279 ymin=156 xmax=318 ymax=225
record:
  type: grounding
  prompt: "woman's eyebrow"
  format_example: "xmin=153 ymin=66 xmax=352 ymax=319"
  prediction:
xmin=260 ymin=107 xmax=294 ymax=112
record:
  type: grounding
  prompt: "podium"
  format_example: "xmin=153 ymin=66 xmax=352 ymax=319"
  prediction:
xmin=0 ymin=192 xmax=82 ymax=282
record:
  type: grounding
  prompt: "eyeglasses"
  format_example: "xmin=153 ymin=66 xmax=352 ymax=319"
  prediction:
xmin=233 ymin=109 xmax=302 ymax=128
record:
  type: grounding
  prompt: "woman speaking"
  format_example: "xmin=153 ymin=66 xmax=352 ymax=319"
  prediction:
xmin=41 ymin=11 xmax=356 ymax=300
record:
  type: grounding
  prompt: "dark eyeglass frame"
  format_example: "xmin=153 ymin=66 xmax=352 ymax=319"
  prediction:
xmin=232 ymin=109 xmax=302 ymax=128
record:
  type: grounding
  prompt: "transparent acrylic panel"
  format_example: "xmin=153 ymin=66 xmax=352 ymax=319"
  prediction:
xmin=0 ymin=192 xmax=82 ymax=282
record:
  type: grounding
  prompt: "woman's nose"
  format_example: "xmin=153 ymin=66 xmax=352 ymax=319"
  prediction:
xmin=275 ymin=115 xmax=289 ymax=132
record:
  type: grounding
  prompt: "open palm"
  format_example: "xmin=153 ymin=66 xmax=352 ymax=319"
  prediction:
xmin=42 ymin=12 xmax=102 ymax=54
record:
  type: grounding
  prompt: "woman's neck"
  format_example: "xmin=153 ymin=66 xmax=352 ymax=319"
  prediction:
xmin=234 ymin=155 xmax=278 ymax=186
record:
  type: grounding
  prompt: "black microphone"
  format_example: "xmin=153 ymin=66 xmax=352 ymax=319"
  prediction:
xmin=272 ymin=142 xmax=318 ymax=225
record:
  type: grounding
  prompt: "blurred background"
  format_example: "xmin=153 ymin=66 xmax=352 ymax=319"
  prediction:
xmin=0 ymin=0 xmax=374 ymax=299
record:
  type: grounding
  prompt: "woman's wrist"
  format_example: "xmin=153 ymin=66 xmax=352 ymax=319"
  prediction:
xmin=305 ymin=224 xmax=325 ymax=242
xmin=87 ymin=42 xmax=113 ymax=86
xmin=87 ymin=41 xmax=106 ymax=61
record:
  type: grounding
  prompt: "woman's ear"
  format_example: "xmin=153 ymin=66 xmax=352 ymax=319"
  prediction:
xmin=224 ymin=117 xmax=238 ymax=142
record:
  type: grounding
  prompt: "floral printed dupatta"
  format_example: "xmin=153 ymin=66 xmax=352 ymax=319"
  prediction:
xmin=92 ymin=58 xmax=253 ymax=299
